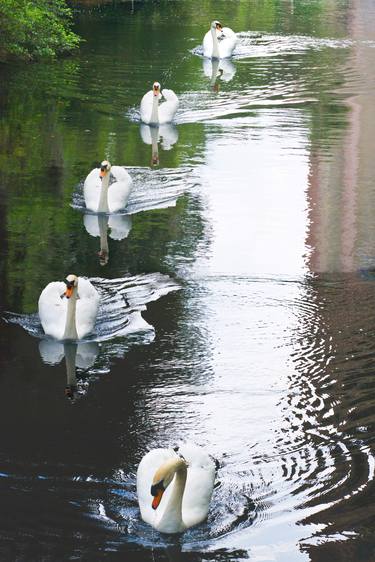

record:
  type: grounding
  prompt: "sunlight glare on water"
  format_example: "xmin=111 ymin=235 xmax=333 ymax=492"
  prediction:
xmin=1 ymin=1 xmax=375 ymax=561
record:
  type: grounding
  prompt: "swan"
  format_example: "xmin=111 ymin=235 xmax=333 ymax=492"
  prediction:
xmin=203 ymin=20 xmax=237 ymax=59
xmin=84 ymin=160 xmax=133 ymax=213
xmin=38 ymin=274 xmax=100 ymax=341
xmin=140 ymin=82 xmax=179 ymax=126
xmin=137 ymin=444 xmax=216 ymax=533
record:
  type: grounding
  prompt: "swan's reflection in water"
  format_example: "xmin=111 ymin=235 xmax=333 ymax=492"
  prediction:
xmin=83 ymin=213 xmax=132 ymax=265
xmin=139 ymin=123 xmax=178 ymax=166
xmin=202 ymin=58 xmax=236 ymax=91
xmin=39 ymin=340 xmax=99 ymax=401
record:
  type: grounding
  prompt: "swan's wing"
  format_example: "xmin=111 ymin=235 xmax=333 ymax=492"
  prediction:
xmin=83 ymin=168 xmax=101 ymax=212
xmin=219 ymin=27 xmax=237 ymax=57
xmin=108 ymin=215 xmax=132 ymax=240
xmin=110 ymin=166 xmax=132 ymax=183
xmin=179 ymin=444 xmax=216 ymax=527
xmin=38 ymin=282 xmax=67 ymax=339
xmin=140 ymin=90 xmax=154 ymax=124
xmin=137 ymin=448 xmax=177 ymax=525
xmin=108 ymin=167 xmax=133 ymax=212
xmin=75 ymin=278 xmax=100 ymax=339
xmin=159 ymin=89 xmax=179 ymax=124
xmin=221 ymin=27 xmax=237 ymax=40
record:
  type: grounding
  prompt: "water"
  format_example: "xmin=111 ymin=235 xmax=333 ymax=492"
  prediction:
xmin=1 ymin=0 xmax=375 ymax=560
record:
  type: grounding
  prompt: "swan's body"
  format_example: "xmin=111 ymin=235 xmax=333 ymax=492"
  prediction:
xmin=38 ymin=275 xmax=100 ymax=341
xmin=137 ymin=444 xmax=216 ymax=534
xmin=203 ymin=20 xmax=237 ymax=59
xmin=84 ymin=160 xmax=133 ymax=213
xmin=140 ymin=82 xmax=179 ymax=126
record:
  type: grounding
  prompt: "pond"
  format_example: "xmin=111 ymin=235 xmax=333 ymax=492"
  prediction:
xmin=1 ymin=1 xmax=375 ymax=560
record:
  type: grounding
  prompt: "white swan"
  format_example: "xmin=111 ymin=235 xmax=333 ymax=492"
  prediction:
xmin=137 ymin=444 xmax=216 ymax=534
xmin=84 ymin=160 xmax=133 ymax=213
xmin=140 ymin=82 xmax=179 ymax=126
xmin=38 ymin=274 xmax=100 ymax=341
xmin=203 ymin=20 xmax=237 ymax=59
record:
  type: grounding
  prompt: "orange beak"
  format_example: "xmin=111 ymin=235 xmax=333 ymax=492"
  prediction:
xmin=99 ymin=169 xmax=106 ymax=178
xmin=64 ymin=286 xmax=74 ymax=299
xmin=152 ymin=488 xmax=164 ymax=510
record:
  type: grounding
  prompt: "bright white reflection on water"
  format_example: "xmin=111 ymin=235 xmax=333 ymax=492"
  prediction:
xmin=196 ymin=110 xmax=309 ymax=277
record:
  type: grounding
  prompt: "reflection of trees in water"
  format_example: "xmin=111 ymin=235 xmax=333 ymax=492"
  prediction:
xmin=278 ymin=274 xmax=375 ymax=557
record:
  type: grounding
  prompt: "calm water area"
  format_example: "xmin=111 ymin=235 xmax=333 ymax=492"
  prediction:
xmin=1 ymin=0 xmax=375 ymax=560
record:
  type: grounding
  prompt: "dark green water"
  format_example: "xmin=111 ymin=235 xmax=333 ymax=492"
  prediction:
xmin=1 ymin=1 xmax=375 ymax=560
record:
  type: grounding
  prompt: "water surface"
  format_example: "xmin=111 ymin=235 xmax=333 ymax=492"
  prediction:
xmin=1 ymin=1 xmax=375 ymax=560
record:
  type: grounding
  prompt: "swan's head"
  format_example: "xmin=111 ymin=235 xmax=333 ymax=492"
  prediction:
xmin=211 ymin=20 xmax=223 ymax=31
xmin=64 ymin=274 xmax=78 ymax=299
xmin=150 ymin=456 xmax=187 ymax=510
xmin=99 ymin=160 xmax=111 ymax=178
xmin=153 ymin=81 xmax=161 ymax=97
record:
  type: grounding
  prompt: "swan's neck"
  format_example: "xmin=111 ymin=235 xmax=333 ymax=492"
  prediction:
xmin=98 ymin=173 xmax=110 ymax=213
xmin=150 ymin=94 xmax=159 ymax=125
xmin=63 ymin=290 xmax=78 ymax=340
xmin=158 ymin=465 xmax=187 ymax=532
xmin=211 ymin=27 xmax=220 ymax=59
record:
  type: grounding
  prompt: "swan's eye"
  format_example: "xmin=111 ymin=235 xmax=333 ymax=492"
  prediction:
xmin=151 ymin=481 xmax=164 ymax=496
